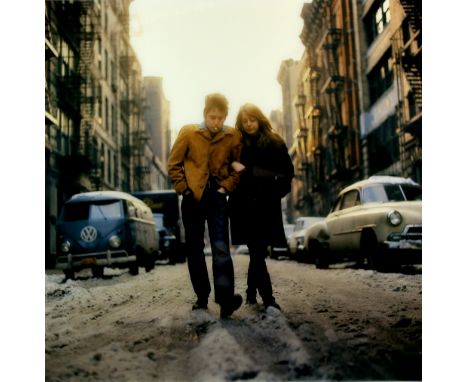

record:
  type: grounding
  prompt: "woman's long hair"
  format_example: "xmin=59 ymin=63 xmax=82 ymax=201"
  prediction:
xmin=235 ymin=103 xmax=284 ymax=148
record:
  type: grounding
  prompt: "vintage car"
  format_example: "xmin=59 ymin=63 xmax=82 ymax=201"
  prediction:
xmin=305 ymin=176 xmax=422 ymax=270
xmin=56 ymin=191 xmax=159 ymax=279
xmin=269 ymin=223 xmax=295 ymax=259
xmin=287 ymin=216 xmax=325 ymax=261
xmin=132 ymin=190 xmax=186 ymax=263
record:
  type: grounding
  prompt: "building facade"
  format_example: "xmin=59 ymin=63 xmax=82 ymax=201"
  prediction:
xmin=284 ymin=0 xmax=422 ymax=219
xmin=297 ymin=0 xmax=362 ymax=216
xmin=45 ymin=0 xmax=162 ymax=266
xmin=360 ymin=0 xmax=421 ymax=183
xmin=143 ymin=77 xmax=171 ymax=190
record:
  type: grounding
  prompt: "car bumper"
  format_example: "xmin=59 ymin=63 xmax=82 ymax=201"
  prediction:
xmin=56 ymin=250 xmax=136 ymax=270
xmin=384 ymin=239 xmax=422 ymax=250
xmin=381 ymin=242 xmax=422 ymax=264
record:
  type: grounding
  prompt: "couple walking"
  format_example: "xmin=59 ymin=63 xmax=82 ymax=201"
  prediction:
xmin=167 ymin=93 xmax=294 ymax=319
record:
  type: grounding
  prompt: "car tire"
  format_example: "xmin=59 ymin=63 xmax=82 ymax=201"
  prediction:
xmin=91 ymin=266 xmax=104 ymax=278
xmin=361 ymin=230 xmax=383 ymax=271
xmin=64 ymin=269 xmax=75 ymax=280
xmin=145 ymin=252 xmax=156 ymax=272
xmin=129 ymin=261 xmax=139 ymax=275
xmin=312 ymin=241 xmax=329 ymax=269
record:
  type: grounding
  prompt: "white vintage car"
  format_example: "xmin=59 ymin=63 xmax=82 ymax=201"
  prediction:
xmin=305 ymin=176 xmax=422 ymax=270
xmin=287 ymin=216 xmax=325 ymax=260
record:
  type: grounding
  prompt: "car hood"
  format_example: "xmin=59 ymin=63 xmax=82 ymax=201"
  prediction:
xmin=360 ymin=200 xmax=422 ymax=223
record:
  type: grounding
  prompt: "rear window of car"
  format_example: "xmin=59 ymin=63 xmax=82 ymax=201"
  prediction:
xmin=362 ymin=184 xmax=422 ymax=203
xmin=62 ymin=200 xmax=123 ymax=221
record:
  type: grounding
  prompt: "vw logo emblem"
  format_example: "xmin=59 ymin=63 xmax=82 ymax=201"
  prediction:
xmin=80 ymin=226 xmax=98 ymax=242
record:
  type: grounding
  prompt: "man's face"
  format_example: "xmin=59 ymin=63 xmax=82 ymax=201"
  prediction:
xmin=205 ymin=108 xmax=226 ymax=134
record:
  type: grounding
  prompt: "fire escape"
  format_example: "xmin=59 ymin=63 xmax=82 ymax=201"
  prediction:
xmin=78 ymin=1 xmax=101 ymax=190
xmin=47 ymin=1 xmax=87 ymax=195
xmin=320 ymin=23 xmax=347 ymax=180
xmin=393 ymin=0 xmax=422 ymax=182
xmin=119 ymin=6 xmax=133 ymax=191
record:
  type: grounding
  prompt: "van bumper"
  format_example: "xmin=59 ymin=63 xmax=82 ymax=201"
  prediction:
xmin=55 ymin=250 xmax=136 ymax=270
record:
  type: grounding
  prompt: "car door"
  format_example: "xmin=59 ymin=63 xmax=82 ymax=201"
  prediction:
xmin=326 ymin=190 xmax=362 ymax=252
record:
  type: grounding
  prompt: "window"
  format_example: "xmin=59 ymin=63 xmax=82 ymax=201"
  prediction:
xmin=111 ymin=104 xmax=116 ymax=136
xmin=362 ymin=184 xmax=422 ymax=203
xmin=97 ymin=85 xmax=102 ymax=119
xmin=105 ymin=50 xmax=108 ymax=81
xmin=400 ymin=185 xmax=422 ymax=201
xmin=105 ymin=97 xmax=109 ymax=131
xmin=62 ymin=200 xmax=123 ymax=221
xmin=340 ymin=190 xmax=360 ymax=210
xmin=331 ymin=196 xmax=342 ymax=213
xmin=368 ymin=48 xmax=393 ymax=104
xmin=364 ymin=0 xmax=391 ymax=45
xmin=114 ymin=154 xmax=118 ymax=186
xmin=107 ymin=149 xmax=112 ymax=183
xmin=366 ymin=114 xmax=399 ymax=174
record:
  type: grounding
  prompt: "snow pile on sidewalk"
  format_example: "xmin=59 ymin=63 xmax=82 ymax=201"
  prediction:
xmin=186 ymin=307 xmax=311 ymax=381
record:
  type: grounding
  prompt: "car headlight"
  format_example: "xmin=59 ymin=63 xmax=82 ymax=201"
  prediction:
xmin=108 ymin=235 xmax=121 ymax=248
xmin=387 ymin=210 xmax=402 ymax=226
xmin=61 ymin=240 xmax=71 ymax=253
xmin=297 ymin=237 xmax=304 ymax=246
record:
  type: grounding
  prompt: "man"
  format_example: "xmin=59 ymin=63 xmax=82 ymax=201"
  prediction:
xmin=167 ymin=93 xmax=243 ymax=319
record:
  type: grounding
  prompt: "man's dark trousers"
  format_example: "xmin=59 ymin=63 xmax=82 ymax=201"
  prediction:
xmin=181 ymin=188 xmax=234 ymax=306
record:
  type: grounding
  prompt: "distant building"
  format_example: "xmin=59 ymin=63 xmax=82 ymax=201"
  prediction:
xmin=277 ymin=59 xmax=299 ymax=150
xmin=144 ymin=77 xmax=171 ymax=189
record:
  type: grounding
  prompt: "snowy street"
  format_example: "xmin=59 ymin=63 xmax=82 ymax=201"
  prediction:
xmin=45 ymin=255 xmax=422 ymax=381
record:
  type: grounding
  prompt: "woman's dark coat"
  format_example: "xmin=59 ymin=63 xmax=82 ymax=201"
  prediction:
xmin=229 ymin=135 xmax=294 ymax=247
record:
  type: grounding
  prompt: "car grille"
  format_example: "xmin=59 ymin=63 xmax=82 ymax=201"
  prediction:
xmin=403 ymin=225 xmax=422 ymax=240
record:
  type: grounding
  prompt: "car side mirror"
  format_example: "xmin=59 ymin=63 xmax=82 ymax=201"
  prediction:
xmin=128 ymin=206 xmax=136 ymax=218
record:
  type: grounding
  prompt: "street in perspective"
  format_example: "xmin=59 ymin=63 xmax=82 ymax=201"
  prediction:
xmin=46 ymin=256 xmax=422 ymax=381
xmin=44 ymin=0 xmax=423 ymax=381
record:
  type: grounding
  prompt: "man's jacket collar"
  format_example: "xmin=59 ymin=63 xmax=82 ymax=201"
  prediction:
xmin=197 ymin=121 xmax=232 ymax=143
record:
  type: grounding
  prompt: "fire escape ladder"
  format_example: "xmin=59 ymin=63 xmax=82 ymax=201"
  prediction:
xmin=321 ymin=25 xmax=346 ymax=177
xmin=401 ymin=51 xmax=421 ymax=111
xmin=77 ymin=1 xmax=101 ymax=189
xmin=400 ymin=0 xmax=422 ymax=34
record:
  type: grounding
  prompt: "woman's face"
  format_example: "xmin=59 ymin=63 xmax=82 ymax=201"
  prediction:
xmin=241 ymin=113 xmax=259 ymax=136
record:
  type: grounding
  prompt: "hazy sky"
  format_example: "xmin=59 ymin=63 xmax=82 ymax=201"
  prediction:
xmin=129 ymin=0 xmax=306 ymax=134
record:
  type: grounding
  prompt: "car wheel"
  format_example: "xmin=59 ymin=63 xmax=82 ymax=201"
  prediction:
xmin=145 ymin=253 xmax=156 ymax=272
xmin=311 ymin=241 xmax=329 ymax=269
xmin=64 ymin=269 xmax=75 ymax=280
xmin=361 ymin=230 xmax=383 ymax=271
xmin=129 ymin=261 xmax=139 ymax=275
xmin=91 ymin=266 xmax=104 ymax=278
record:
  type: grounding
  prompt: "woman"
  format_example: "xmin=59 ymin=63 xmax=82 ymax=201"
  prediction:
xmin=229 ymin=103 xmax=294 ymax=310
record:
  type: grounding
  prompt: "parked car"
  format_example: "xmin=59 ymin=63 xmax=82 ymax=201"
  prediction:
xmin=56 ymin=191 xmax=159 ymax=279
xmin=305 ymin=176 xmax=422 ymax=270
xmin=269 ymin=223 xmax=295 ymax=259
xmin=287 ymin=217 xmax=325 ymax=261
xmin=234 ymin=245 xmax=249 ymax=255
xmin=152 ymin=213 xmax=178 ymax=264
xmin=132 ymin=190 xmax=186 ymax=263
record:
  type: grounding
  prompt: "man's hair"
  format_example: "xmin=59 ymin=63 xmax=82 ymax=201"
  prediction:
xmin=204 ymin=93 xmax=229 ymax=116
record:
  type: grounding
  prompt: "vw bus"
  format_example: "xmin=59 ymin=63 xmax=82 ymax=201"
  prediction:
xmin=132 ymin=190 xmax=186 ymax=263
xmin=55 ymin=191 xmax=159 ymax=279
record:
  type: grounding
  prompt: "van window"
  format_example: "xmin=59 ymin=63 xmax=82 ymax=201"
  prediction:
xmin=62 ymin=200 xmax=123 ymax=221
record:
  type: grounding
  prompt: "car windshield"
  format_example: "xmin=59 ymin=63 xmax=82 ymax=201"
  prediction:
xmin=62 ymin=200 xmax=123 ymax=221
xmin=362 ymin=184 xmax=422 ymax=203
xmin=153 ymin=214 xmax=164 ymax=227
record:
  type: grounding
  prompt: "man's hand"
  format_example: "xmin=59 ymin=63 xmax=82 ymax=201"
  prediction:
xmin=183 ymin=188 xmax=194 ymax=197
xmin=231 ymin=161 xmax=246 ymax=173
